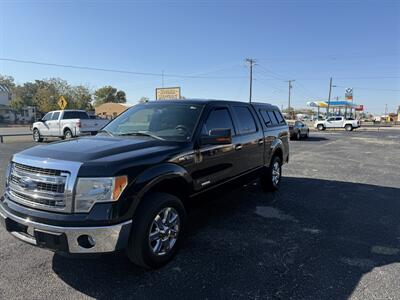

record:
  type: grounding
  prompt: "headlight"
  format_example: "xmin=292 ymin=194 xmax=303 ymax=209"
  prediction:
xmin=5 ymin=162 xmax=12 ymax=187
xmin=75 ymin=176 xmax=128 ymax=213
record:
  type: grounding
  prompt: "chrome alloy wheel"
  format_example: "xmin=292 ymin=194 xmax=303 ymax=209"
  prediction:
xmin=149 ymin=207 xmax=180 ymax=256
xmin=272 ymin=161 xmax=281 ymax=186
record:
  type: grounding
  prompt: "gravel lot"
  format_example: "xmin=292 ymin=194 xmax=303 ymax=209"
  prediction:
xmin=0 ymin=131 xmax=399 ymax=299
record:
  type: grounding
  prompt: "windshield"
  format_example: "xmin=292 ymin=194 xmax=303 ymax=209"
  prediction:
xmin=103 ymin=102 xmax=204 ymax=142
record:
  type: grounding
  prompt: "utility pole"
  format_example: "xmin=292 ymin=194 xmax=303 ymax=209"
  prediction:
xmin=327 ymin=77 xmax=333 ymax=117
xmin=246 ymin=58 xmax=256 ymax=103
xmin=286 ymin=80 xmax=295 ymax=119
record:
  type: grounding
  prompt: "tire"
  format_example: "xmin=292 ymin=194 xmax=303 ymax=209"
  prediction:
xmin=127 ymin=192 xmax=186 ymax=269
xmin=63 ymin=129 xmax=73 ymax=139
xmin=317 ymin=124 xmax=325 ymax=131
xmin=33 ymin=129 xmax=43 ymax=143
xmin=305 ymin=129 xmax=309 ymax=138
xmin=345 ymin=124 xmax=353 ymax=131
xmin=260 ymin=155 xmax=282 ymax=192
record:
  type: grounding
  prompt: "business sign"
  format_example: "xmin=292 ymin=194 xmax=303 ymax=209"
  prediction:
xmin=355 ymin=105 xmax=364 ymax=111
xmin=58 ymin=96 xmax=68 ymax=110
xmin=345 ymin=88 xmax=353 ymax=100
xmin=156 ymin=87 xmax=181 ymax=100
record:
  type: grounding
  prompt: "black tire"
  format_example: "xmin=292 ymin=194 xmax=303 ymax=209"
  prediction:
xmin=33 ymin=129 xmax=43 ymax=143
xmin=63 ymin=129 xmax=73 ymax=139
xmin=260 ymin=155 xmax=282 ymax=192
xmin=317 ymin=124 xmax=324 ymax=131
xmin=127 ymin=192 xmax=186 ymax=269
xmin=345 ymin=124 xmax=353 ymax=131
xmin=305 ymin=129 xmax=309 ymax=138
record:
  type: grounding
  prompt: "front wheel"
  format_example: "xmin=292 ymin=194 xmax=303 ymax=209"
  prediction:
xmin=33 ymin=129 xmax=43 ymax=142
xmin=260 ymin=156 xmax=282 ymax=192
xmin=127 ymin=192 xmax=186 ymax=269
xmin=317 ymin=124 xmax=325 ymax=131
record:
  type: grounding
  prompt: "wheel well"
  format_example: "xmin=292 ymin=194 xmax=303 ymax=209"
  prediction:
xmin=63 ymin=127 xmax=72 ymax=134
xmin=146 ymin=177 xmax=190 ymax=204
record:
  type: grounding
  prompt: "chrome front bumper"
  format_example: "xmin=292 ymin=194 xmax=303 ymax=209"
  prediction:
xmin=0 ymin=203 xmax=132 ymax=254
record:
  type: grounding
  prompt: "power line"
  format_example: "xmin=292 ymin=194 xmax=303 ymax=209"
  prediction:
xmin=0 ymin=57 xmax=247 ymax=79
xmin=335 ymin=85 xmax=400 ymax=92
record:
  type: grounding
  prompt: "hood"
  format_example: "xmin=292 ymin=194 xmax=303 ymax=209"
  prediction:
xmin=17 ymin=135 xmax=183 ymax=164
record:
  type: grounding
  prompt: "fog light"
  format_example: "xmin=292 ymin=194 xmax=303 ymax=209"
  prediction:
xmin=77 ymin=235 xmax=96 ymax=249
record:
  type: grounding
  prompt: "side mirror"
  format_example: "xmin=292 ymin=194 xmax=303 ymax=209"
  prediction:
xmin=200 ymin=128 xmax=232 ymax=145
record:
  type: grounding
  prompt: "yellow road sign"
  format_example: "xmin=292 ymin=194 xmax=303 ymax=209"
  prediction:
xmin=58 ymin=96 xmax=68 ymax=110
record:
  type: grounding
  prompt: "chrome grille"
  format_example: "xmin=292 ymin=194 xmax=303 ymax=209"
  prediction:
xmin=14 ymin=163 xmax=61 ymax=176
xmin=7 ymin=162 xmax=69 ymax=212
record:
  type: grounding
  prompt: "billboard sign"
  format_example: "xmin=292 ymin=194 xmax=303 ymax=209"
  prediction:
xmin=156 ymin=87 xmax=181 ymax=100
xmin=345 ymin=88 xmax=353 ymax=100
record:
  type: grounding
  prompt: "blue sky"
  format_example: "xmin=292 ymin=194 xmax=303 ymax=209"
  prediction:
xmin=1 ymin=0 xmax=399 ymax=114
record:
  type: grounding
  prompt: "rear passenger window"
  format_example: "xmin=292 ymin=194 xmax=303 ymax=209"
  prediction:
xmin=274 ymin=110 xmax=286 ymax=125
xmin=232 ymin=106 xmax=257 ymax=134
xmin=259 ymin=110 xmax=272 ymax=126
xmin=267 ymin=111 xmax=279 ymax=126
xmin=203 ymin=108 xmax=235 ymax=136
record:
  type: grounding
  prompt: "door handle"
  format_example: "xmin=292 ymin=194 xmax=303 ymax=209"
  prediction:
xmin=258 ymin=139 xmax=264 ymax=145
xmin=235 ymin=144 xmax=243 ymax=150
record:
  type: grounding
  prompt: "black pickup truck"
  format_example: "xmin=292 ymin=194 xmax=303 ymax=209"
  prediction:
xmin=1 ymin=100 xmax=289 ymax=268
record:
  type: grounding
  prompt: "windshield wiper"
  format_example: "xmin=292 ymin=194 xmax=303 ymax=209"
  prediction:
xmin=117 ymin=131 xmax=165 ymax=140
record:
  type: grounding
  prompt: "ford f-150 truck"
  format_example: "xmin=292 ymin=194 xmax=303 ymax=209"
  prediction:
xmin=314 ymin=116 xmax=360 ymax=131
xmin=1 ymin=100 xmax=289 ymax=269
xmin=32 ymin=110 xmax=109 ymax=142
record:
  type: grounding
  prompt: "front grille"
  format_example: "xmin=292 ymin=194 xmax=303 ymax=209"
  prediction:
xmin=7 ymin=162 xmax=69 ymax=212
xmin=14 ymin=163 xmax=61 ymax=176
xmin=10 ymin=174 xmax=65 ymax=193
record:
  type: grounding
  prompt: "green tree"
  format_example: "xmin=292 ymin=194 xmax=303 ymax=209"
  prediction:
xmin=93 ymin=86 xmax=126 ymax=107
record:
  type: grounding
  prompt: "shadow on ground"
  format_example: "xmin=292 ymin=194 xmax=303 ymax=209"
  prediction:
xmin=52 ymin=177 xmax=400 ymax=299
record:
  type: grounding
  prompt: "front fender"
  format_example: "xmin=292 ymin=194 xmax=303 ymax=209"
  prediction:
xmin=124 ymin=163 xmax=192 ymax=216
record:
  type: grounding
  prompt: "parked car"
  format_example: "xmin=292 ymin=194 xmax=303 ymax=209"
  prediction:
xmin=31 ymin=110 xmax=109 ymax=142
xmin=314 ymin=116 xmax=360 ymax=131
xmin=1 ymin=100 xmax=289 ymax=269
xmin=288 ymin=120 xmax=309 ymax=140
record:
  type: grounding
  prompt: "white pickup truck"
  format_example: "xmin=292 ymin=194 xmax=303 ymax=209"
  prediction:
xmin=314 ymin=116 xmax=360 ymax=131
xmin=32 ymin=110 xmax=109 ymax=142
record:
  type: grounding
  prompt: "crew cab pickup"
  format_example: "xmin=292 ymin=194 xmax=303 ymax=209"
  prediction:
xmin=314 ymin=116 xmax=360 ymax=131
xmin=1 ymin=100 xmax=289 ymax=269
xmin=32 ymin=110 xmax=109 ymax=142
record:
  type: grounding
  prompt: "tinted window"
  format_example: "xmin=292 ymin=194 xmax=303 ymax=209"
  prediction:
xmin=63 ymin=111 xmax=89 ymax=119
xmin=51 ymin=112 xmax=60 ymax=120
xmin=203 ymin=108 xmax=235 ymax=136
xmin=259 ymin=110 xmax=272 ymax=126
xmin=267 ymin=111 xmax=279 ymax=126
xmin=274 ymin=110 xmax=286 ymax=125
xmin=232 ymin=106 xmax=257 ymax=134
xmin=42 ymin=112 xmax=52 ymax=121
xmin=327 ymin=117 xmax=335 ymax=122
xmin=335 ymin=117 xmax=343 ymax=121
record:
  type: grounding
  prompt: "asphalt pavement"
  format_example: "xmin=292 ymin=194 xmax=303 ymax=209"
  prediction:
xmin=0 ymin=131 xmax=399 ymax=299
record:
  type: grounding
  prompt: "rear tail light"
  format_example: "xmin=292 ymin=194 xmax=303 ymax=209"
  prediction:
xmin=77 ymin=121 xmax=81 ymax=128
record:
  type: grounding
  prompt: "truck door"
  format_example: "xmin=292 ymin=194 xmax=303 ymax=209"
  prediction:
xmin=38 ymin=112 xmax=53 ymax=136
xmin=47 ymin=111 xmax=60 ymax=136
xmin=230 ymin=105 xmax=264 ymax=174
xmin=325 ymin=117 xmax=336 ymax=128
xmin=193 ymin=105 xmax=240 ymax=190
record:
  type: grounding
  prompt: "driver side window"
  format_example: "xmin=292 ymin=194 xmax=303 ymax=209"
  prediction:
xmin=42 ymin=112 xmax=52 ymax=121
xmin=202 ymin=108 xmax=235 ymax=136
